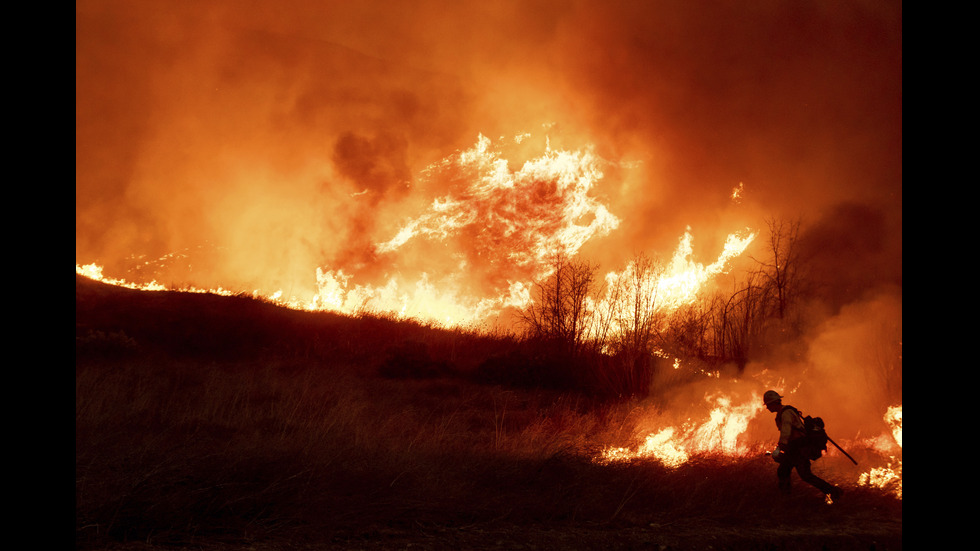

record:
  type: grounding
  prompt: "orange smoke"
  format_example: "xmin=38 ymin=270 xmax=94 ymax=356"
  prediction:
xmin=77 ymin=1 xmax=901 ymax=480
xmin=77 ymin=1 xmax=901 ymax=306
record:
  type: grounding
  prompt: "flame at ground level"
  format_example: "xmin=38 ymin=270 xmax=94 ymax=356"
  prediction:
xmin=857 ymin=404 xmax=902 ymax=498
xmin=76 ymin=262 xmax=902 ymax=499
xmin=77 ymin=221 xmax=754 ymax=333
xmin=76 ymin=263 xmax=236 ymax=297
xmin=597 ymin=396 xmax=903 ymax=500
xmin=597 ymin=393 xmax=762 ymax=468
xmin=76 ymin=133 xmax=756 ymax=333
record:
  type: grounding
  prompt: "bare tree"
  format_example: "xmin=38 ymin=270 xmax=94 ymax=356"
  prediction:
xmin=604 ymin=253 xmax=663 ymax=358
xmin=517 ymin=252 xmax=599 ymax=355
xmin=659 ymin=296 xmax=716 ymax=361
xmin=753 ymin=217 xmax=806 ymax=321
xmin=588 ymin=252 xmax=667 ymax=393
xmin=700 ymin=217 xmax=811 ymax=374
xmin=715 ymin=273 xmax=768 ymax=374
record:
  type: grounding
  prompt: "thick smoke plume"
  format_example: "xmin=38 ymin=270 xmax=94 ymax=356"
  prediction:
xmin=77 ymin=1 xmax=901 ymax=438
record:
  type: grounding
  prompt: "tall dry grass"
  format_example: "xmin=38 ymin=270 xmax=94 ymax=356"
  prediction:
xmin=77 ymin=355 xmax=621 ymax=542
xmin=76 ymin=278 xmax=901 ymax=548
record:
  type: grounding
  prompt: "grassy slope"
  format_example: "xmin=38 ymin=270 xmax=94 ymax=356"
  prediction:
xmin=75 ymin=276 xmax=902 ymax=550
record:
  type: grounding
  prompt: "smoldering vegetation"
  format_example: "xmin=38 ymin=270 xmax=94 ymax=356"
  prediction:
xmin=76 ymin=276 xmax=901 ymax=550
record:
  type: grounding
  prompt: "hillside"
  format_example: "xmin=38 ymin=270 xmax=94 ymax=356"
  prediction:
xmin=75 ymin=276 xmax=903 ymax=550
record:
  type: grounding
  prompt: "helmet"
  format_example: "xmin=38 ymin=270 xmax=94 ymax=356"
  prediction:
xmin=763 ymin=390 xmax=783 ymax=406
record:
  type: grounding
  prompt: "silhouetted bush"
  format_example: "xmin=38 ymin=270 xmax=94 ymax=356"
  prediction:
xmin=475 ymin=339 xmax=591 ymax=392
xmin=379 ymin=339 xmax=453 ymax=379
xmin=75 ymin=328 xmax=138 ymax=358
xmin=76 ymin=276 xmax=902 ymax=550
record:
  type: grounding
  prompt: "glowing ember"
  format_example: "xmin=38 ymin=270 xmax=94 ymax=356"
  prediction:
xmin=731 ymin=182 xmax=744 ymax=203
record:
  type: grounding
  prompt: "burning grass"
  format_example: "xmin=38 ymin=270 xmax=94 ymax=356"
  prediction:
xmin=76 ymin=278 xmax=901 ymax=550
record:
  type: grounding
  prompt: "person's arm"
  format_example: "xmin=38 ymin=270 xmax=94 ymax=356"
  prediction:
xmin=778 ymin=409 xmax=795 ymax=450
xmin=778 ymin=409 xmax=800 ymax=447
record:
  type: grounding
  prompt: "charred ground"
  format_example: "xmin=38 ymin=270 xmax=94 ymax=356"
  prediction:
xmin=76 ymin=276 xmax=902 ymax=550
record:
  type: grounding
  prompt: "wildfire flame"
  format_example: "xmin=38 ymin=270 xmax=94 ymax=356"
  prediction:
xmin=731 ymin=182 xmax=744 ymax=203
xmin=597 ymin=393 xmax=761 ymax=468
xmin=858 ymin=404 xmax=902 ymax=498
xmin=885 ymin=404 xmax=902 ymax=448
xmin=75 ymin=123 xmax=902 ymax=500
xmin=78 ymin=133 xmax=757 ymax=332
xmin=599 ymin=397 xmax=904 ymax=501
xmin=75 ymin=262 xmax=233 ymax=296
xmin=311 ymin=133 xmax=620 ymax=326
xmin=602 ymin=227 xmax=755 ymax=314
xmin=376 ymin=134 xmax=618 ymax=260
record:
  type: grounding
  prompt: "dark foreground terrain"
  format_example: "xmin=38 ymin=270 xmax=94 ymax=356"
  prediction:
xmin=76 ymin=276 xmax=902 ymax=550
xmin=89 ymin=519 xmax=902 ymax=551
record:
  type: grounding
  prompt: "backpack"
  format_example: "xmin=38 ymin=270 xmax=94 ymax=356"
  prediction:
xmin=782 ymin=406 xmax=829 ymax=460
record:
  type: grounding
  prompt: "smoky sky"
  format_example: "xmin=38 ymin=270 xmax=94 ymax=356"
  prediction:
xmin=76 ymin=0 xmax=901 ymax=304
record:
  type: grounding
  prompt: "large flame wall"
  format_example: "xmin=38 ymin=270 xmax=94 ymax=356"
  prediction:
xmin=77 ymin=1 xmax=901 ymax=461
xmin=77 ymin=0 xmax=900 ymax=303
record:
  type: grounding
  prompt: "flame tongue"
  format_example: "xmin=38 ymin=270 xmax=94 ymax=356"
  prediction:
xmin=599 ymin=227 xmax=756 ymax=320
xmin=315 ymin=133 xmax=621 ymax=325
xmin=377 ymin=134 xmax=619 ymax=273
xmin=313 ymin=133 xmax=757 ymax=328
xmin=858 ymin=404 xmax=902 ymax=498
xmin=77 ymin=132 xmax=759 ymax=331
xmin=599 ymin=393 xmax=762 ymax=468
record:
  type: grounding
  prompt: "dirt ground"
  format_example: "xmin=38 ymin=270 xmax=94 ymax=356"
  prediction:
xmin=82 ymin=515 xmax=902 ymax=551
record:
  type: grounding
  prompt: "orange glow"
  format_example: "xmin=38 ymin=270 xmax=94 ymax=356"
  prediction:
xmin=657 ymin=227 xmax=755 ymax=311
xmin=731 ymin=182 xmax=744 ymax=203
xmin=76 ymin=262 xmax=313 ymax=308
xmin=77 ymin=263 xmax=176 ymax=293
xmin=597 ymin=392 xmax=761 ymax=468
xmin=76 ymin=132 xmax=754 ymax=330
xmin=309 ymin=133 xmax=621 ymax=327
xmin=76 ymin=1 xmax=900 ymax=335
xmin=858 ymin=405 xmax=902 ymax=498
xmin=77 ymin=4 xmax=901 ymax=501
xmin=78 ymin=218 xmax=754 ymax=330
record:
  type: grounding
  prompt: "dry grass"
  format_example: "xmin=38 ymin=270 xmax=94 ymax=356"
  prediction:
xmin=75 ymin=277 xmax=902 ymax=550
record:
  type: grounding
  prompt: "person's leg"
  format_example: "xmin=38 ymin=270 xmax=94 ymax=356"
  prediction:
xmin=795 ymin=460 xmax=841 ymax=498
xmin=776 ymin=461 xmax=793 ymax=494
